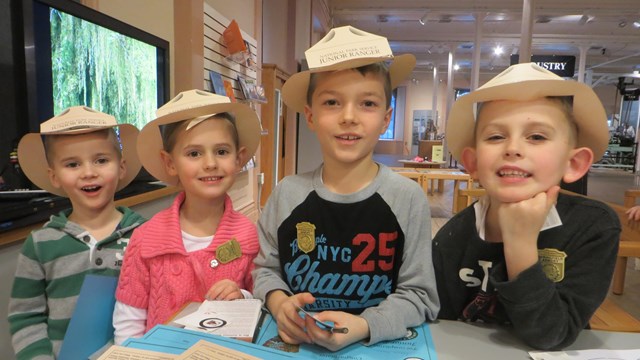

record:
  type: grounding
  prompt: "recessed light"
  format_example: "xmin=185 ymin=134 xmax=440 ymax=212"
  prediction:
xmin=419 ymin=13 xmax=428 ymax=25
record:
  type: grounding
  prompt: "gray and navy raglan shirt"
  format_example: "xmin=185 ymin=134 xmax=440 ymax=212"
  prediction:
xmin=8 ymin=206 xmax=145 ymax=360
xmin=252 ymin=164 xmax=439 ymax=345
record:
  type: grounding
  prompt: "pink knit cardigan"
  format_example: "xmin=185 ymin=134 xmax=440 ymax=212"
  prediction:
xmin=116 ymin=192 xmax=259 ymax=330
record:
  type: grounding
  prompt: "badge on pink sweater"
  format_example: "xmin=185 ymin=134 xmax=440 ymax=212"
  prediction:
xmin=214 ymin=238 xmax=242 ymax=265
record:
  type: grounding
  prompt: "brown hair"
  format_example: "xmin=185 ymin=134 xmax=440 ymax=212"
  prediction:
xmin=306 ymin=62 xmax=392 ymax=109
xmin=160 ymin=112 xmax=240 ymax=153
xmin=43 ymin=128 xmax=122 ymax=165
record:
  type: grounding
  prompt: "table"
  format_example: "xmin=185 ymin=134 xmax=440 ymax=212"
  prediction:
xmin=164 ymin=307 xmax=639 ymax=359
xmin=389 ymin=167 xmax=472 ymax=213
xmin=417 ymin=169 xmax=473 ymax=213
xmin=398 ymin=159 xmax=446 ymax=169
xmin=429 ymin=319 xmax=640 ymax=359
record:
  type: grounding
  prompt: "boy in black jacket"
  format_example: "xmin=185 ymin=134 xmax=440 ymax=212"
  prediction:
xmin=433 ymin=63 xmax=620 ymax=350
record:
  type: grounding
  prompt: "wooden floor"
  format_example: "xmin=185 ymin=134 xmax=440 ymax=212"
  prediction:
xmin=375 ymin=154 xmax=640 ymax=321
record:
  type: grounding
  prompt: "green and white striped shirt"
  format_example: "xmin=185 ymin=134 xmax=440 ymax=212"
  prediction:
xmin=8 ymin=207 xmax=145 ymax=360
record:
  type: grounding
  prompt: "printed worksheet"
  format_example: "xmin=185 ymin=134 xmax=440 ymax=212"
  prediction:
xmin=174 ymin=299 xmax=263 ymax=341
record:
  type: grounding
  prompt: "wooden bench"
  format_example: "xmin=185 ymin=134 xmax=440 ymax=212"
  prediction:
xmin=455 ymin=187 xmax=640 ymax=332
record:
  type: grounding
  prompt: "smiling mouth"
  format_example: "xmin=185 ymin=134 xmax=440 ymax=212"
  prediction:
xmin=200 ymin=176 xmax=222 ymax=181
xmin=498 ymin=169 xmax=531 ymax=178
xmin=336 ymin=135 xmax=361 ymax=140
xmin=81 ymin=185 xmax=101 ymax=193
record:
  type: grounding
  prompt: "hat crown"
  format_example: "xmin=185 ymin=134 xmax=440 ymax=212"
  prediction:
xmin=478 ymin=63 xmax=563 ymax=91
xmin=40 ymin=106 xmax=117 ymax=134
xmin=156 ymin=89 xmax=231 ymax=118
xmin=305 ymin=25 xmax=394 ymax=70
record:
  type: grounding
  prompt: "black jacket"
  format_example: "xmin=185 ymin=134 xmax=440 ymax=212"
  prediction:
xmin=433 ymin=193 xmax=620 ymax=350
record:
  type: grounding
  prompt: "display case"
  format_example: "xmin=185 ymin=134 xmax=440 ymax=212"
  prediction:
xmin=259 ymin=64 xmax=297 ymax=207
xmin=592 ymin=143 xmax=637 ymax=170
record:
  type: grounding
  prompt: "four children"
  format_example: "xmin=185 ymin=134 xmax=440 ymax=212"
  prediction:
xmin=6 ymin=26 xmax=622 ymax=357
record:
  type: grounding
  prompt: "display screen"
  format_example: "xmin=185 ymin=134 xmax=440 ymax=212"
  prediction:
xmin=23 ymin=0 xmax=169 ymax=132
xmin=50 ymin=8 xmax=159 ymax=129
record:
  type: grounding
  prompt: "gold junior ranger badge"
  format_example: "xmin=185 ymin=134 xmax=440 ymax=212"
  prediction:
xmin=538 ymin=248 xmax=567 ymax=282
xmin=296 ymin=222 xmax=316 ymax=253
xmin=215 ymin=238 xmax=242 ymax=264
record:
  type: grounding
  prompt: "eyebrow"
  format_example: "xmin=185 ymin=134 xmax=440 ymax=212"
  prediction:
xmin=315 ymin=89 xmax=383 ymax=98
xmin=181 ymin=142 xmax=234 ymax=150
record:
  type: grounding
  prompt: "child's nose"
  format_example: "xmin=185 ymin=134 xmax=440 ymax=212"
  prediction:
xmin=341 ymin=103 xmax=357 ymax=124
xmin=81 ymin=164 xmax=98 ymax=177
xmin=505 ymin=139 xmax=523 ymax=158
xmin=203 ymin=154 xmax=218 ymax=169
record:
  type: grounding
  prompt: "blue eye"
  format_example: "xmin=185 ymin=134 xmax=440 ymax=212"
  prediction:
xmin=486 ymin=134 xmax=504 ymax=141
xmin=529 ymin=134 xmax=547 ymax=141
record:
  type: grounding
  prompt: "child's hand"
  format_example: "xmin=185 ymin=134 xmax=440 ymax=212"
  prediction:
xmin=626 ymin=205 xmax=640 ymax=223
xmin=205 ymin=279 xmax=243 ymax=300
xmin=497 ymin=185 xmax=560 ymax=279
xmin=267 ymin=291 xmax=315 ymax=345
xmin=304 ymin=310 xmax=370 ymax=352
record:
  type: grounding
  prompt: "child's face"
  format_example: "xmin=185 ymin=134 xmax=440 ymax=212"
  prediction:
xmin=463 ymin=98 xmax=577 ymax=203
xmin=47 ymin=131 xmax=126 ymax=213
xmin=303 ymin=69 xmax=392 ymax=167
xmin=161 ymin=118 xmax=244 ymax=201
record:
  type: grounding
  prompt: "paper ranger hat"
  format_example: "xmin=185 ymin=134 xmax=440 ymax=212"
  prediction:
xmin=17 ymin=106 xmax=141 ymax=197
xmin=281 ymin=25 xmax=417 ymax=113
xmin=446 ymin=62 xmax=609 ymax=162
xmin=137 ymin=90 xmax=262 ymax=186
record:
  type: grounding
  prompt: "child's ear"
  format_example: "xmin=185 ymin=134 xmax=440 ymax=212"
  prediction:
xmin=379 ymin=107 xmax=393 ymax=134
xmin=47 ymin=167 xmax=62 ymax=190
xmin=236 ymin=146 xmax=248 ymax=168
xmin=563 ymin=147 xmax=594 ymax=183
xmin=160 ymin=150 xmax=178 ymax=177
xmin=303 ymin=105 xmax=315 ymax=130
xmin=461 ymin=147 xmax=479 ymax=180
xmin=118 ymin=158 xmax=127 ymax=181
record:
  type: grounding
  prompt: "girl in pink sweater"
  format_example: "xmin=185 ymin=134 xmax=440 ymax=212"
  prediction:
xmin=113 ymin=90 xmax=262 ymax=344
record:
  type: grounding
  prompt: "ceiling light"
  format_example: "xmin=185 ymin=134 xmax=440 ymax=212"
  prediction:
xmin=578 ymin=14 xmax=588 ymax=25
xmin=619 ymin=20 xmax=627 ymax=28
xmin=578 ymin=14 xmax=591 ymax=25
xmin=494 ymin=45 xmax=503 ymax=56
xmin=419 ymin=12 xmax=428 ymax=25
xmin=536 ymin=15 xmax=551 ymax=24
xmin=453 ymin=64 xmax=460 ymax=71
xmin=633 ymin=20 xmax=640 ymax=28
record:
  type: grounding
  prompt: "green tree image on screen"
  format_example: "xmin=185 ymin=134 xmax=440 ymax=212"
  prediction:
xmin=50 ymin=9 xmax=158 ymax=130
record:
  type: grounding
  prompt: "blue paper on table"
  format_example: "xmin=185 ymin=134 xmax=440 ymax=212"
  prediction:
xmin=58 ymin=274 xmax=118 ymax=360
xmin=254 ymin=314 xmax=439 ymax=360
xmin=123 ymin=324 xmax=294 ymax=358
